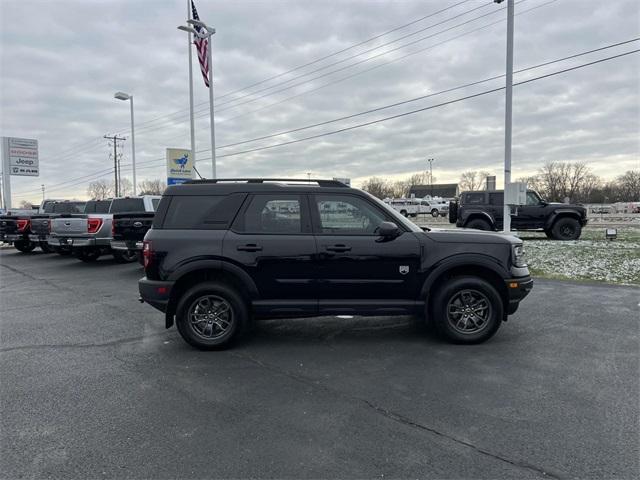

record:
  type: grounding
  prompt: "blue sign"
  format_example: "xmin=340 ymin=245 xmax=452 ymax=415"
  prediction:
xmin=167 ymin=177 xmax=189 ymax=186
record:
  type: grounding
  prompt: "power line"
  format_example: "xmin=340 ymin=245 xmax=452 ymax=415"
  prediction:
xmin=122 ymin=1 xmax=504 ymax=137
xmin=212 ymin=50 xmax=639 ymax=159
xmin=112 ymin=0 xmax=477 ymax=134
xmin=204 ymin=37 xmax=639 ymax=151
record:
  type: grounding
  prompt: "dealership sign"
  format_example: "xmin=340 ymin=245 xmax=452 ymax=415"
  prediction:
xmin=166 ymin=148 xmax=193 ymax=186
xmin=6 ymin=137 xmax=39 ymax=176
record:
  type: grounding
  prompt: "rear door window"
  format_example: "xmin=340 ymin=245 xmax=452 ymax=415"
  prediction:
xmin=234 ymin=195 xmax=305 ymax=234
xmin=110 ymin=198 xmax=145 ymax=213
xmin=162 ymin=194 xmax=245 ymax=229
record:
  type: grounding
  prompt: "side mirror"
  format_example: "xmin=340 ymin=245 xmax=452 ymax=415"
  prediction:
xmin=376 ymin=221 xmax=401 ymax=240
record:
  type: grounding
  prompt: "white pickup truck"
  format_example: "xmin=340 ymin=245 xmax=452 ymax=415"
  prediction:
xmin=48 ymin=196 xmax=160 ymax=262
xmin=384 ymin=198 xmax=449 ymax=218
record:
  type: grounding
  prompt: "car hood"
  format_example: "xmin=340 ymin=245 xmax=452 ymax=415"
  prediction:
xmin=422 ymin=227 xmax=522 ymax=245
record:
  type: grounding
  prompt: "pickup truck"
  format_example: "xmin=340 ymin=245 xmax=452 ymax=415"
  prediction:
xmin=49 ymin=196 xmax=159 ymax=262
xmin=111 ymin=197 xmax=160 ymax=257
xmin=29 ymin=200 xmax=86 ymax=253
xmin=0 ymin=199 xmax=68 ymax=253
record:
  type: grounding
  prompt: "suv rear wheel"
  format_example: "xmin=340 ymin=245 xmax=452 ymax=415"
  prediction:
xmin=550 ymin=217 xmax=581 ymax=240
xmin=430 ymin=276 xmax=503 ymax=344
xmin=465 ymin=218 xmax=492 ymax=231
xmin=176 ymin=281 xmax=248 ymax=350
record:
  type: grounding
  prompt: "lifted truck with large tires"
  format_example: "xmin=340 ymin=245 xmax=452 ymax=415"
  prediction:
xmin=449 ymin=190 xmax=588 ymax=240
xmin=139 ymin=179 xmax=533 ymax=350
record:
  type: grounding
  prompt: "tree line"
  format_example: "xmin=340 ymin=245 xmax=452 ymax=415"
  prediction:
xmin=86 ymin=178 xmax=166 ymax=199
xmin=360 ymin=162 xmax=639 ymax=203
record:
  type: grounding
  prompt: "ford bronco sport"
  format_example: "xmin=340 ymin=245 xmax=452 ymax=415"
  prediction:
xmin=139 ymin=179 xmax=533 ymax=349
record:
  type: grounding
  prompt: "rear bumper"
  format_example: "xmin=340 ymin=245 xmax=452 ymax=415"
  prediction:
xmin=505 ymin=276 xmax=534 ymax=315
xmin=111 ymin=239 xmax=143 ymax=251
xmin=2 ymin=234 xmax=24 ymax=242
xmin=580 ymin=218 xmax=589 ymax=227
xmin=48 ymin=235 xmax=110 ymax=248
xmin=138 ymin=277 xmax=174 ymax=314
xmin=29 ymin=234 xmax=48 ymax=242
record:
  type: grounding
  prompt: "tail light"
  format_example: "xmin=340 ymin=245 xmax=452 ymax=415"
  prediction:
xmin=143 ymin=240 xmax=153 ymax=269
xmin=87 ymin=217 xmax=103 ymax=234
xmin=111 ymin=219 xmax=116 ymax=237
xmin=17 ymin=219 xmax=30 ymax=232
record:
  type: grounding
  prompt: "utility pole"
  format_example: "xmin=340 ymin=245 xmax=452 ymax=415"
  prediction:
xmin=495 ymin=0 xmax=514 ymax=233
xmin=104 ymin=135 xmax=126 ymax=197
xmin=41 ymin=184 xmax=45 ymax=202
xmin=427 ymin=158 xmax=434 ymax=197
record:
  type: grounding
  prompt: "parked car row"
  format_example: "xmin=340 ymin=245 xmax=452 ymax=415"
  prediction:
xmin=384 ymin=197 xmax=449 ymax=218
xmin=0 ymin=195 xmax=160 ymax=262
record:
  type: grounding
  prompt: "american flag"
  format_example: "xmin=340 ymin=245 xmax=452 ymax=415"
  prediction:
xmin=191 ymin=0 xmax=209 ymax=88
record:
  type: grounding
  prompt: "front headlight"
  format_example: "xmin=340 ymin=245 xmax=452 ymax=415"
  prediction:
xmin=512 ymin=243 xmax=527 ymax=267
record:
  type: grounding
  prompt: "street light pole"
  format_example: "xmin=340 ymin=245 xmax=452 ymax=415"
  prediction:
xmin=427 ymin=158 xmax=434 ymax=197
xmin=496 ymin=0 xmax=514 ymax=234
xmin=41 ymin=184 xmax=45 ymax=202
xmin=114 ymin=91 xmax=136 ymax=195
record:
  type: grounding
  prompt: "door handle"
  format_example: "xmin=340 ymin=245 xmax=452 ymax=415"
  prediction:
xmin=325 ymin=244 xmax=351 ymax=252
xmin=237 ymin=244 xmax=262 ymax=252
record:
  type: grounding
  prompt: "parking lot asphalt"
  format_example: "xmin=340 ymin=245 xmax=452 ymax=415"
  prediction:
xmin=1 ymin=248 xmax=638 ymax=479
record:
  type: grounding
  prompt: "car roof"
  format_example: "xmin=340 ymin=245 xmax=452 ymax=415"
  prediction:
xmin=165 ymin=179 xmax=352 ymax=196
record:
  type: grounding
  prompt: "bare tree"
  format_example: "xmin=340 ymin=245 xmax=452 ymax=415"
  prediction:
xmin=138 ymin=179 xmax=166 ymax=195
xmin=19 ymin=200 xmax=33 ymax=209
xmin=87 ymin=179 xmax=112 ymax=200
xmin=459 ymin=170 xmax=492 ymax=191
xmin=361 ymin=177 xmax=391 ymax=199
xmin=616 ymin=170 xmax=640 ymax=201
xmin=118 ymin=178 xmax=133 ymax=197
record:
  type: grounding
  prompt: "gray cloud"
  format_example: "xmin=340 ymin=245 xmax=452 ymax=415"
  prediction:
xmin=1 ymin=0 xmax=638 ymax=203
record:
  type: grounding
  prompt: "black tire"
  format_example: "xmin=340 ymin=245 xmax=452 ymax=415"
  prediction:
xmin=448 ymin=201 xmax=458 ymax=224
xmin=430 ymin=276 xmax=503 ymax=344
xmin=176 ymin=281 xmax=248 ymax=350
xmin=431 ymin=209 xmax=439 ymax=218
xmin=465 ymin=218 xmax=492 ymax=231
xmin=550 ymin=217 xmax=581 ymax=240
xmin=39 ymin=241 xmax=53 ymax=253
xmin=14 ymin=240 xmax=36 ymax=253
xmin=400 ymin=210 xmax=408 ymax=217
xmin=113 ymin=249 xmax=138 ymax=263
xmin=74 ymin=248 xmax=101 ymax=262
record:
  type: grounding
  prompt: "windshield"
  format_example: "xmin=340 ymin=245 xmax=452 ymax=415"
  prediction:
xmin=360 ymin=190 xmax=422 ymax=232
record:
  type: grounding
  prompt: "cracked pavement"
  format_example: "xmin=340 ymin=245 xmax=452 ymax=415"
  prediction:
xmin=1 ymin=248 xmax=638 ymax=479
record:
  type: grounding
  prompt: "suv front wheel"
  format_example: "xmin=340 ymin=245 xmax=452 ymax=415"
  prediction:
xmin=176 ymin=281 xmax=248 ymax=350
xmin=430 ymin=276 xmax=503 ymax=344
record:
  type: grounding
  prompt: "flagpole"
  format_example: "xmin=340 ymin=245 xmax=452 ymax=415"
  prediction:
xmin=207 ymin=32 xmax=216 ymax=179
xmin=187 ymin=0 xmax=196 ymax=176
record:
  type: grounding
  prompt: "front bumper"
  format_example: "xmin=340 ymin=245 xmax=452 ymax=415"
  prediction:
xmin=138 ymin=277 xmax=174 ymax=315
xmin=505 ymin=276 xmax=533 ymax=315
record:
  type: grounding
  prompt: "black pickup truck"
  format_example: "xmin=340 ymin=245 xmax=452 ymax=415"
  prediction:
xmin=110 ymin=196 xmax=160 ymax=259
xmin=449 ymin=190 xmax=588 ymax=240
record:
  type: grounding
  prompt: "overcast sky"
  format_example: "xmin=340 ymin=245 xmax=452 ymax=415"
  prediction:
xmin=1 ymin=0 xmax=639 ymax=203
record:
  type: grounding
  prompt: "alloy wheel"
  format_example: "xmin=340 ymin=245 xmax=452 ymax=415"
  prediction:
xmin=188 ymin=295 xmax=234 ymax=340
xmin=446 ymin=289 xmax=492 ymax=334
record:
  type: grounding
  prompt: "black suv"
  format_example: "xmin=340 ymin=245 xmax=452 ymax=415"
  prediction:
xmin=449 ymin=190 xmax=588 ymax=240
xmin=139 ymin=179 xmax=533 ymax=349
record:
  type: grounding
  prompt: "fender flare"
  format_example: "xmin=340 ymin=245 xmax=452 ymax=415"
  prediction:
xmin=419 ymin=254 xmax=510 ymax=300
xmin=462 ymin=210 xmax=496 ymax=229
xmin=544 ymin=210 xmax=581 ymax=230
xmin=167 ymin=257 xmax=259 ymax=298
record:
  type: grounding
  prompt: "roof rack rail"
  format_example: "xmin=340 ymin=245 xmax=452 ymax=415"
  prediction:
xmin=183 ymin=178 xmax=348 ymax=187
